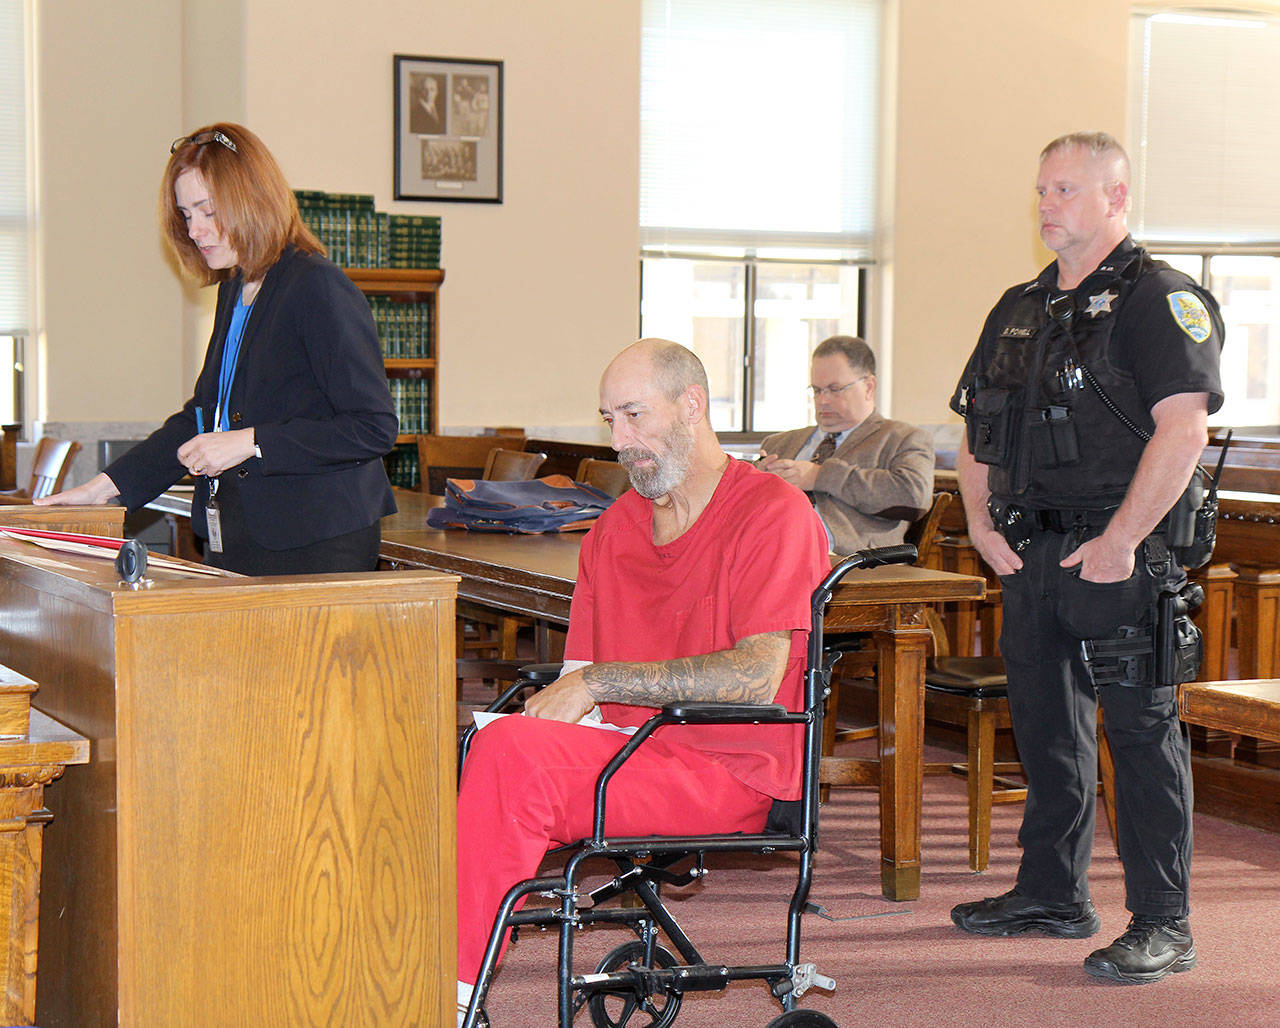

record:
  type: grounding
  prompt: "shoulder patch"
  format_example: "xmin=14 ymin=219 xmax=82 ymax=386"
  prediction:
xmin=1166 ymin=290 xmax=1212 ymax=343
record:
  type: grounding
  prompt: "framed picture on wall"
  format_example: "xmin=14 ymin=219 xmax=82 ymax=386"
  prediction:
xmin=394 ymin=54 xmax=504 ymax=203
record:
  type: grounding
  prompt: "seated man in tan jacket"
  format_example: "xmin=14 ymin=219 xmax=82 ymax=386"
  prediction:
xmin=759 ymin=335 xmax=934 ymax=554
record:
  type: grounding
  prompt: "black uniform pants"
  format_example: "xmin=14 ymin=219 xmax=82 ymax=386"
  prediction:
xmin=998 ymin=526 xmax=1193 ymax=918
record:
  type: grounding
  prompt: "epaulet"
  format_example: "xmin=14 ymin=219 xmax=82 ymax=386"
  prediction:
xmin=1095 ymin=244 xmax=1147 ymax=283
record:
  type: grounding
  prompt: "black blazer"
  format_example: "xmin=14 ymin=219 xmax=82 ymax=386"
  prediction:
xmin=109 ymin=247 xmax=399 ymax=550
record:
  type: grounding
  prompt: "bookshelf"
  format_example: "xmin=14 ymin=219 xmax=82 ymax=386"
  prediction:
xmin=344 ymin=267 xmax=443 ymax=442
xmin=299 ymin=186 xmax=442 ymax=489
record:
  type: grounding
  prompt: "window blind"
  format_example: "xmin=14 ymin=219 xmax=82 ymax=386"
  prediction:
xmin=1128 ymin=9 xmax=1280 ymax=244
xmin=640 ymin=0 xmax=881 ymax=257
xmin=0 ymin=0 xmax=29 ymax=335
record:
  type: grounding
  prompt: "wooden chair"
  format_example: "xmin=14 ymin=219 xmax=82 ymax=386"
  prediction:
xmin=922 ymin=612 xmax=1117 ymax=872
xmin=453 ymin=441 xmax=546 ymax=688
xmin=819 ymin=487 xmax=1117 ymax=870
xmin=525 ymin=437 xmax=617 ymax=479
xmin=483 ymin=447 xmax=546 ymax=481
xmin=0 ymin=437 xmax=81 ymax=504
xmin=821 ymin=491 xmax=955 ymax=795
xmin=0 ymin=424 xmax=19 ymax=491
xmin=575 ymin=457 xmax=629 ymax=498
xmin=415 ymin=433 xmax=526 ymax=495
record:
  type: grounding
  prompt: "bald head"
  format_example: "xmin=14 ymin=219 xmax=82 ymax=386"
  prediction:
xmin=605 ymin=338 xmax=711 ymax=416
xmin=599 ymin=339 xmax=724 ymax=500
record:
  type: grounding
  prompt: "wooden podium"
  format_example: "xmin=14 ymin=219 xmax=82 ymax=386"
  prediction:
xmin=0 ymin=515 xmax=458 ymax=1026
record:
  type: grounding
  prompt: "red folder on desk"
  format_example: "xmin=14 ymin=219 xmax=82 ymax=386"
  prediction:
xmin=0 ymin=526 xmax=128 ymax=551
xmin=0 ymin=526 xmax=221 ymax=575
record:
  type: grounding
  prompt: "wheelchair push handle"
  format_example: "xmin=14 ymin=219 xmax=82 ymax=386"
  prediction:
xmin=812 ymin=543 xmax=917 ymax=608
xmin=851 ymin=542 xmax=917 ymax=568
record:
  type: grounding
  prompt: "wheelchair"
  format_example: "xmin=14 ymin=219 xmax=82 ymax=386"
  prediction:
xmin=459 ymin=544 xmax=917 ymax=1028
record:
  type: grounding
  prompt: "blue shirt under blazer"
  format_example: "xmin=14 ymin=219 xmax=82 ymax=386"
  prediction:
xmin=108 ymin=246 xmax=399 ymax=550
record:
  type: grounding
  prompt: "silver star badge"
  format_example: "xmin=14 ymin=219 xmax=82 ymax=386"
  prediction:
xmin=1084 ymin=289 xmax=1118 ymax=317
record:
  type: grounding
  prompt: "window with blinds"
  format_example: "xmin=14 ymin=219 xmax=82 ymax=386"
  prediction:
xmin=1128 ymin=9 xmax=1280 ymax=245
xmin=641 ymin=0 xmax=880 ymax=258
xmin=639 ymin=0 xmax=881 ymax=432
xmin=1129 ymin=8 xmax=1280 ymax=425
xmin=0 ymin=1 xmax=29 ymax=426
xmin=0 ymin=0 xmax=28 ymax=338
xmin=1130 ymin=9 xmax=1280 ymax=425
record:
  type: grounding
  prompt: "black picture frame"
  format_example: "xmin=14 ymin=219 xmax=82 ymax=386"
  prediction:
xmin=394 ymin=54 xmax=503 ymax=203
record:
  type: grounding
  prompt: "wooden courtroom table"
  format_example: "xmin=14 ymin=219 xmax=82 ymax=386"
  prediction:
xmin=382 ymin=489 xmax=986 ymax=902
xmin=0 ymin=502 xmax=131 ymax=539
xmin=1217 ymin=491 xmax=1280 ymax=675
xmin=1179 ymin=680 xmax=1280 ymax=745
xmin=0 ymin=513 xmax=459 ymax=1027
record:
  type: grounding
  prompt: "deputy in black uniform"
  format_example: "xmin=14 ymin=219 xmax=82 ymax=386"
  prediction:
xmin=948 ymin=132 xmax=1223 ymax=985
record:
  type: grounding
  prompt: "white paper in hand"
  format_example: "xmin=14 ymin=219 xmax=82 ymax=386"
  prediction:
xmin=472 ymin=710 xmax=638 ymax=735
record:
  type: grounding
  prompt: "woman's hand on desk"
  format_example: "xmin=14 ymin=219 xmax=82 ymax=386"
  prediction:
xmin=33 ymin=471 xmax=121 ymax=506
xmin=177 ymin=428 xmax=257 ymax=479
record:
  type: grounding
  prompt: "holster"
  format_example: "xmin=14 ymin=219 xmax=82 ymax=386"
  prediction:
xmin=1080 ymin=538 xmax=1204 ymax=688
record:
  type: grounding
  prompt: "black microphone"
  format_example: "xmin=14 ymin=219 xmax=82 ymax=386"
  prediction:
xmin=115 ymin=538 xmax=148 ymax=584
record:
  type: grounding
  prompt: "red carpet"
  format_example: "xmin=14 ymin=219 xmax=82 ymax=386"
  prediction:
xmin=478 ymin=768 xmax=1280 ymax=1026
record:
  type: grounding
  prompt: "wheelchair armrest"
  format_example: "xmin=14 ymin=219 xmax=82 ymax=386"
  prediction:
xmin=461 ymin=663 xmax=568 ymax=780
xmin=480 ymin=662 xmax=566 ymax=715
xmin=660 ymin=701 xmax=791 ymax=723
xmin=517 ymin=662 xmax=565 ymax=685
xmin=588 ymin=702 xmax=800 ymax=841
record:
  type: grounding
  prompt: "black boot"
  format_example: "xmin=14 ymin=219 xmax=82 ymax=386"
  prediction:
xmin=1083 ymin=916 xmax=1195 ymax=984
xmin=951 ymin=888 xmax=1101 ymax=938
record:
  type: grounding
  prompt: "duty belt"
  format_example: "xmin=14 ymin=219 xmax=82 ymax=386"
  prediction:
xmin=1029 ymin=508 xmax=1116 ymax=533
xmin=988 ymin=499 xmax=1117 ymax=552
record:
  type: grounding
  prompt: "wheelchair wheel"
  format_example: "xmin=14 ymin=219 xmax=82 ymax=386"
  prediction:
xmin=763 ymin=1012 xmax=838 ymax=1028
xmin=585 ymin=940 xmax=682 ymax=1028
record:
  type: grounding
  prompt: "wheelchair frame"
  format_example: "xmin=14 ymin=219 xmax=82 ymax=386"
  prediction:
xmin=460 ymin=544 xmax=917 ymax=1028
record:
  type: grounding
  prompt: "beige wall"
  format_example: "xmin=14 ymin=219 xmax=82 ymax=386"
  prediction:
xmin=885 ymin=0 xmax=1128 ymax=426
xmin=34 ymin=0 xmax=1148 ymax=449
xmin=35 ymin=0 xmax=640 ymax=444
xmin=34 ymin=0 xmax=185 ymax=425
xmin=241 ymin=0 xmax=641 ymax=435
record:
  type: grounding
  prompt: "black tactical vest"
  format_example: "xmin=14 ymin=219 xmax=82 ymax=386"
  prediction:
xmin=965 ymin=246 xmax=1191 ymax=510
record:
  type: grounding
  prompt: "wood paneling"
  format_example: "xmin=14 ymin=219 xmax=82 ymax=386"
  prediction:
xmin=0 ymin=706 xmax=89 ymax=1025
xmin=0 ymin=504 xmax=124 ymax=539
xmin=0 ymin=539 xmax=457 ymax=1027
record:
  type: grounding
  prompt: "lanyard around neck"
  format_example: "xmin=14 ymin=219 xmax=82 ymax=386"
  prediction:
xmin=215 ymin=290 xmax=254 ymax=431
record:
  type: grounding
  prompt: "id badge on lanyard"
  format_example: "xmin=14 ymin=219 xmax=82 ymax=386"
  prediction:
xmin=205 ymin=403 xmax=225 ymax=553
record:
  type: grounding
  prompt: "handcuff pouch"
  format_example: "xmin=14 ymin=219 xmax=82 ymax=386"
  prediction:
xmin=967 ymin=387 xmax=1018 ymax=466
xmin=1028 ymin=405 xmax=1080 ymax=468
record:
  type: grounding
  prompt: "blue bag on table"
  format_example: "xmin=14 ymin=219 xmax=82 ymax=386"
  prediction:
xmin=425 ymin=474 xmax=616 ymax=533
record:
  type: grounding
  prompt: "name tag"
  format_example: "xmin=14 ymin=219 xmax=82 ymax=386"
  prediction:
xmin=206 ymin=499 xmax=224 ymax=553
xmin=999 ymin=326 xmax=1035 ymax=339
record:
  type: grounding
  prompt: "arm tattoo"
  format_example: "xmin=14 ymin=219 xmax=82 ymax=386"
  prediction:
xmin=580 ymin=631 xmax=792 ymax=706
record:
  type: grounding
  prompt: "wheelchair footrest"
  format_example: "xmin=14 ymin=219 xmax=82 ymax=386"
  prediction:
xmin=575 ymin=960 xmax=830 ymax=999
xmin=575 ymin=963 xmax=733 ymax=996
xmin=790 ymin=963 xmax=836 ymax=999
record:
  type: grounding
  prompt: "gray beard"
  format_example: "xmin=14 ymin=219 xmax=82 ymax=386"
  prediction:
xmin=619 ymin=424 xmax=693 ymax=500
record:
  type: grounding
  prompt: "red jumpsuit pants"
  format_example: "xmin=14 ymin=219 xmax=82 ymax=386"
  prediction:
xmin=456 ymin=714 xmax=773 ymax=983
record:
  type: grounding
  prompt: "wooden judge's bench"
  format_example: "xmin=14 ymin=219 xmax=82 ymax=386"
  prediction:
xmin=0 ymin=506 xmax=458 ymax=1026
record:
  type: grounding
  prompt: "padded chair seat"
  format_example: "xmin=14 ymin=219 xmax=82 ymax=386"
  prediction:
xmin=924 ymin=656 xmax=1008 ymax=696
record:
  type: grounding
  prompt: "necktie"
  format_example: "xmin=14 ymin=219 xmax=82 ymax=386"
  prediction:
xmin=811 ymin=433 xmax=839 ymax=465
